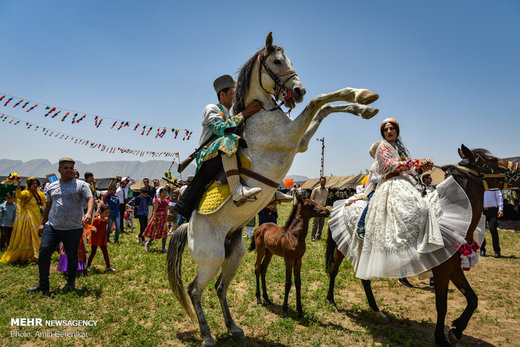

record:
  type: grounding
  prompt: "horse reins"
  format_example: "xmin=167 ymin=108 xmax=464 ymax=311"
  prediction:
xmin=257 ymin=49 xmax=298 ymax=111
xmin=453 ymin=161 xmax=519 ymax=190
xmin=233 ymin=49 xmax=300 ymax=190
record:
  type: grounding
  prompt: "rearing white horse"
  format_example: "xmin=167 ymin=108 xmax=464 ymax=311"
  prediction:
xmin=167 ymin=32 xmax=379 ymax=346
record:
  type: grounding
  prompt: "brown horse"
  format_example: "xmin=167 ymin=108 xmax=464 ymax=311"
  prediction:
xmin=325 ymin=145 xmax=520 ymax=346
xmin=249 ymin=194 xmax=330 ymax=317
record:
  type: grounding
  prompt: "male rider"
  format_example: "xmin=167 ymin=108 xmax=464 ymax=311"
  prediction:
xmin=175 ymin=75 xmax=262 ymax=218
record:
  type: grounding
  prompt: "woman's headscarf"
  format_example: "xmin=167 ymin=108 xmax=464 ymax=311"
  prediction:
xmin=26 ymin=177 xmax=40 ymax=189
xmin=380 ymin=117 xmax=410 ymax=160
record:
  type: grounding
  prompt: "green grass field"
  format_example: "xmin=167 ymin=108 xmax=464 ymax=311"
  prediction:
xmin=1 ymin=202 xmax=519 ymax=346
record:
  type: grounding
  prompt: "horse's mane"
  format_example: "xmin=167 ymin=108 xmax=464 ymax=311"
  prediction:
xmin=285 ymin=200 xmax=299 ymax=228
xmin=472 ymin=148 xmax=492 ymax=157
xmin=232 ymin=45 xmax=282 ymax=115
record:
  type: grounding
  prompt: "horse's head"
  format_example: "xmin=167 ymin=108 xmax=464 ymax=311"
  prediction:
xmin=457 ymin=144 xmax=520 ymax=189
xmin=233 ymin=32 xmax=306 ymax=114
xmin=296 ymin=193 xmax=330 ymax=218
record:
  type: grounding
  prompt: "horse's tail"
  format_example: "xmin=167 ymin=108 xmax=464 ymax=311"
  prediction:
xmin=166 ymin=222 xmax=197 ymax=323
xmin=325 ymin=226 xmax=336 ymax=273
xmin=248 ymin=227 xmax=257 ymax=252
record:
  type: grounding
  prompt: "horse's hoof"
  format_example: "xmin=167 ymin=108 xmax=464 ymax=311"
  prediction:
xmin=256 ymin=298 xmax=262 ymax=305
xmin=263 ymin=297 xmax=272 ymax=305
xmin=298 ymin=311 xmax=304 ymax=318
xmin=370 ymin=309 xmax=387 ymax=321
xmin=229 ymin=325 xmax=245 ymax=339
xmin=202 ymin=336 xmax=216 ymax=346
xmin=361 ymin=107 xmax=379 ymax=119
xmin=448 ymin=329 xmax=460 ymax=346
xmin=357 ymin=90 xmax=379 ymax=105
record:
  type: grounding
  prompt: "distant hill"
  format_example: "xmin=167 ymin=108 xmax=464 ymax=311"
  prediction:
xmin=286 ymin=175 xmax=310 ymax=182
xmin=0 ymin=159 xmax=196 ymax=180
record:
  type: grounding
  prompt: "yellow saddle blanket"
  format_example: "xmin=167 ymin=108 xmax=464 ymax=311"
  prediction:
xmin=197 ymin=152 xmax=252 ymax=215
xmin=197 ymin=181 xmax=231 ymax=214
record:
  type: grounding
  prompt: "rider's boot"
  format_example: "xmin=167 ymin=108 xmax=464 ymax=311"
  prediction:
xmin=222 ymin=154 xmax=261 ymax=206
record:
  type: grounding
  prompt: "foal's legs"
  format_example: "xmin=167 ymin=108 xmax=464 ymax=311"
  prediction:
xmin=215 ymin=233 xmax=246 ymax=338
xmin=283 ymin=258 xmax=295 ymax=317
xmin=432 ymin=264 xmax=452 ymax=347
xmin=260 ymin=251 xmax=274 ymax=304
xmin=327 ymin=248 xmax=344 ymax=307
xmin=448 ymin=267 xmax=478 ymax=344
xmin=294 ymin=258 xmax=304 ymax=317
xmin=254 ymin=244 xmax=266 ymax=304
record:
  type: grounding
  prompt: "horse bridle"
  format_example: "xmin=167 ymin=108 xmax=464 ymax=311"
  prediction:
xmin=454 ymin=159 xmax=519 ymax=190
xmin=257 ymin=49 xmax=298 ymax=110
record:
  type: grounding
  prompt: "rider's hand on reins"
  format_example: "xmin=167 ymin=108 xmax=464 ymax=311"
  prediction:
xmin=242 ymin=100 xmax=263 ymax=118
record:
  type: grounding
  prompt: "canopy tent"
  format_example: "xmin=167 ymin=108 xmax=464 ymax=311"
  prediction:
xmin=300 ymin=174 xmax=366 ymax=190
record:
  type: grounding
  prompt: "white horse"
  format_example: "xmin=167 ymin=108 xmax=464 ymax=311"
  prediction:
xmin=167 ymin=32 xmax=379 ymax=346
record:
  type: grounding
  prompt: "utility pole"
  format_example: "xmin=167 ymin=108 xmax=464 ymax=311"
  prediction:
xmin=316 ymin=137 xmax=325 ymax=177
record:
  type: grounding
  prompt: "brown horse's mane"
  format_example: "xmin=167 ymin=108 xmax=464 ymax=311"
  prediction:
xmin=471 ymin=148 xmax=491 ymax=157
xmin=285 ymin=200 xmax=300 ymax=228
xmin=232 ymin=45 xmax=282 ymax=115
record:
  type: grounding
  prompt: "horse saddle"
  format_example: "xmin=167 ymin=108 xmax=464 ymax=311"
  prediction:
xmin=196 ymin=152 xmax=253 ymax=215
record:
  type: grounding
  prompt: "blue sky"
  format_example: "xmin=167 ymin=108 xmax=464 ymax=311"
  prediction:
xmin=1 ymin=0 xmax=518 ymax=178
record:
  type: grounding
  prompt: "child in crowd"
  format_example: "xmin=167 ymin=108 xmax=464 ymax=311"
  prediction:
xmin=128 ymin=188 xmax=153 ymax=244
xmin=124 ymin=204 xmax=134 ymax=233
xmin=0 ymin=193 xmax=16 ymax=249
xmin=57 ymin=224 xmax=92 ymax=276
xmin=143 ymin=187 xmax=169 ymax=253
xmin=87 ymin=205 xmax=115 ymax=272
xmin=103 ymin=180 xmax=121 ymax=243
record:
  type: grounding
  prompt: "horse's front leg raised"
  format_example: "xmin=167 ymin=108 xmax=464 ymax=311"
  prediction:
xmin=294 ymin=258 xmax=304 ymax=317
xmin=298 ymin=104 xmax=378 ymax=153
xmin=290 ymin=87 xmax=378 ymax=143
xmin=448 ymin=267 xmax=478 ymax=345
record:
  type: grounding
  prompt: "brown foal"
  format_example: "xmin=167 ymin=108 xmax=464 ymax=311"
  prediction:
xmin=325 ymin=145 xmax=519 ymax=346
xmin=249 ymin=194 xmax=330 ymax=317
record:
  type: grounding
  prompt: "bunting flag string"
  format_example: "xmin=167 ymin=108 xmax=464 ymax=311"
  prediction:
xmin=0 ymin=92 xmax=194 ymax=141
xmin=0 ymin=113 xmax=177 ymax=158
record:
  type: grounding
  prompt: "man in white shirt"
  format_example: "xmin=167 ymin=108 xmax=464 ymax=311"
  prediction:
xmin=310 ymin=177 xmax=329 ymax=241
xmin=116 ymin=176 xmax=135 ymax=233
xmin=481 ymin=188 xmax=504 ymax=258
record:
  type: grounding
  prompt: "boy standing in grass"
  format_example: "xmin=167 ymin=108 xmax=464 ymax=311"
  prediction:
xmin=0 ymin=193 xmax=16 ymax=249
xmin=128 ymin=188 xmax=153 ymax=244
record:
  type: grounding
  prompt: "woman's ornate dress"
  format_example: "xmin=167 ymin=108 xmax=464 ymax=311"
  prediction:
xmin=329 ymin=140 xmax=484 ymax=280
xmin=0 ymin=188 xmax=46 ymax=263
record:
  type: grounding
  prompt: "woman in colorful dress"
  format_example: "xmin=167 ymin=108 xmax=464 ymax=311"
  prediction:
xmin=0 ymin=176 xmax=46 ymax=263
xmin=143 ymin=187 xmax=169 ymax=253
xmin=329 ymin=118 xmax=477 ymax=280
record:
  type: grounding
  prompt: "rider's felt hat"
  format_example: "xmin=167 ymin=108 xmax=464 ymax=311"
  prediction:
xmin=213 ymin=75 xmax=235 ymax=94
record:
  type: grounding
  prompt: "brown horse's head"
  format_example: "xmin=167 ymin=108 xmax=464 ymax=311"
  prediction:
xmin=295 ymin=193 xmax=331 ymax=218
xmin=458 ymin=144 xmax=520 ymax=189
